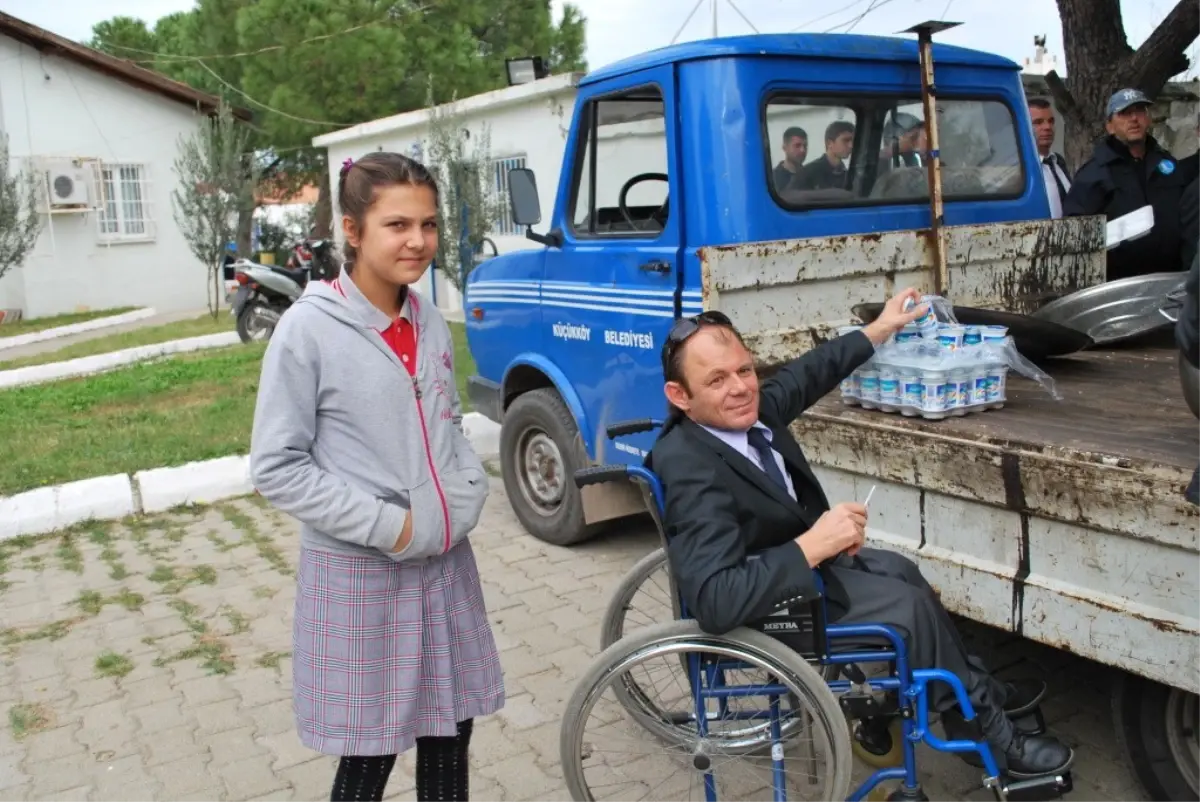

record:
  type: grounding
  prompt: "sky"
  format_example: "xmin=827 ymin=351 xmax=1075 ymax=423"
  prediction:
xmin=3 ymin=0 xmax=1196 ymax=79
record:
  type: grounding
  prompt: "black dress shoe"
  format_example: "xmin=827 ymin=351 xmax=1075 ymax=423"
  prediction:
xmin=1004 ymin=733 xmax=1075 ymax=778
xmin=1002 ymin=678 xmax=1047 ymax=718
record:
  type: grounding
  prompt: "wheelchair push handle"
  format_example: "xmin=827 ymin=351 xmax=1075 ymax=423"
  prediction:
xmin=573 ymin=465 xmax=630 ymax=488
xmin=605 ymin=419 xmax=663 ymax=439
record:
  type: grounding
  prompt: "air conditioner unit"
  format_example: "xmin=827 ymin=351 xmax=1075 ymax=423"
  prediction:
xmin=45 ymin=161 xmax=91 ymax=207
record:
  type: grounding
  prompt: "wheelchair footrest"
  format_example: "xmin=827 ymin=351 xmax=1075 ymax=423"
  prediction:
xmin=993 ymin=771 xmax=1073 ymax=801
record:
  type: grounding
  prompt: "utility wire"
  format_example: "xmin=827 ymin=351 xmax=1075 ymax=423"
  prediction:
xmin=195 ymin=60 xmax=347 ymax=128
xmin=725 ymin=0 xmax=760 ymax=33
xmin=823 ymin=0 xmax=903 ymax=33
xmin=102 ymin=3 xmax=434 ymax=66
xmin=839 ymin=0 xmax=882 ymax=33
xmin=789 ymin=0 xmax=872 ymax=33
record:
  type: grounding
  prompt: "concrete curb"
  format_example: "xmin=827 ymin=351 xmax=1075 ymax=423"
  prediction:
xmin=0 ymin=331 xmax=241 ymax=389
xmin=0 ymin=412 xmax=503 ymax=541
xmin=0 ymin=307 xmax=158 ymax=351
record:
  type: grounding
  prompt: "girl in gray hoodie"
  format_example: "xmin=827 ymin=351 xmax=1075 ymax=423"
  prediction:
xmin=249 ymin=152 xmax=502 ymax=802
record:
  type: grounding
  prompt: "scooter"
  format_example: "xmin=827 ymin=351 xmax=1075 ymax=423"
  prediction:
xmin=230 ymin=257 xmax=309 ymax=343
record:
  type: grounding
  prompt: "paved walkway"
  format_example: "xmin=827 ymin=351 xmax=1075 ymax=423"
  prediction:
xmin=0 ymin=480 xmax=1146 ymax=801
xmin=0 ymin=309 xmax=209 ymax=362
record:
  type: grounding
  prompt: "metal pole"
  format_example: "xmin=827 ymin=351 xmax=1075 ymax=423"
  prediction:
xmin=712 ymin=0 xmax=718 ymax=37
xmin=916 ymin=28 xmax=949 ymax=296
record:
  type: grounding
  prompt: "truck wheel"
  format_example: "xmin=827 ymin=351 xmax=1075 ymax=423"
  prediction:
xmin=499 ymin=388 xmax=600 ymax=546
xmin=1113 ymin=671 xmax=1199 ymax=801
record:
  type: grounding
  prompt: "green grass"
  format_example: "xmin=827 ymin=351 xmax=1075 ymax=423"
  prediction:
xmin=0 ymin=307 xmax=137 ymax=339
xmin=0 ymin=322 xmax=476 ymax=497
xmin=7 ymin=702 xmax=52 ymax=740
xmin=0 ymin=313 xmax=235 ymax=370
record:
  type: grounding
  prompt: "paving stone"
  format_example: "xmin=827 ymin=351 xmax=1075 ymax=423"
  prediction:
xmin=0 ymin=490 xmax=1156 ymax=802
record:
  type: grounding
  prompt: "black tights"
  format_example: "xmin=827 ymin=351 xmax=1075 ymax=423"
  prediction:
xmin=331 ymin=719 xmax=474 ymax=802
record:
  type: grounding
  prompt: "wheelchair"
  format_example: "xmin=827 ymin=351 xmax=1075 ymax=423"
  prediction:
xmin=561 ymin=418 xmax=1073 ymax=802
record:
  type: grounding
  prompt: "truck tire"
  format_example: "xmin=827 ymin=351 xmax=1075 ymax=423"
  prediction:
xmin=499 ymin=388 xmax=602 ymax=546
xmin=1113 ymin=671 xmax=1199 ymax=801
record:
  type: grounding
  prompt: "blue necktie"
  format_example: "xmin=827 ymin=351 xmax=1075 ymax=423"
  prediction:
xmin=746 ymin=427 xmax=789 ymax=492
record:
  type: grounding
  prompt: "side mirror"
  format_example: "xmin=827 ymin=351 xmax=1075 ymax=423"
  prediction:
xmin=507 ymin=167 xmax=562 ymax=248
xmin=508 ymin=167 xmax=541 ymax=227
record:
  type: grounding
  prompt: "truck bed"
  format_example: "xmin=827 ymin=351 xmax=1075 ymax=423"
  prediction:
xmin=807 ymin=344 xmax=1197 ymax=472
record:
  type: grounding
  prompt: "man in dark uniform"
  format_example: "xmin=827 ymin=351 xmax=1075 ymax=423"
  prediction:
xmin=798 ymin=121 xmax=855 ymax=191
xmin=1064 ymin=88 xmax=1187 ymax=281
xmin=772 ymin=127 xmax=809 ymax=193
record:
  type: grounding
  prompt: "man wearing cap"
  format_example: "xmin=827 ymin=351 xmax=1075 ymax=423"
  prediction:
xmin=1064 ymin=88 xmax=1187 ymax=281
xmin=878 ymin=112 xmax=926 ymax=172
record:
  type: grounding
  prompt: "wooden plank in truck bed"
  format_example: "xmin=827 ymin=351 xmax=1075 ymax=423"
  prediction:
xmin=806 ymin=345 xmax=1197 ymax=471
xmin=793 ymin=345 xmax=1198 ymax=549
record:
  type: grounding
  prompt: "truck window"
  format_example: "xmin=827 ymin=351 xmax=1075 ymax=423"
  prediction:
xmin=569 ymin=85 xmax=669 ymax=238
xmin=763 ymin=94 xmax=1024 ymax=210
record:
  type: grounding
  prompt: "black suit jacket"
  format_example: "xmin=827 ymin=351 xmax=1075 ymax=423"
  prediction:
xmin=647 ymin=330 xmax=875 ymax=635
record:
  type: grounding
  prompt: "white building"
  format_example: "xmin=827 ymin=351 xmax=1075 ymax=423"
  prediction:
xmin=313 ymin=74 xmax=585 ymax=313
xmin=0 ymin=12 xmax=249 ymax=319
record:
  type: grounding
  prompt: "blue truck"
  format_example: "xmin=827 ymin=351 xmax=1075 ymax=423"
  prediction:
xmin=463 ymin=32 xmax=1199 ymax=799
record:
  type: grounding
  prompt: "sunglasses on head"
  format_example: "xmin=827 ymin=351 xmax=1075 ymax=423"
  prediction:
xmin=662 ymin=310 xmax=734 ymax=372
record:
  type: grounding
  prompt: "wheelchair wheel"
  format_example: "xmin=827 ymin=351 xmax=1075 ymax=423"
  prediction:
xmin=601 ymin=548 xmax=675 ymax=648
xmin=561 ymin=619 xmax=853 ymax=801
xmin=601 ymin=549 xmax=840 ymax=753
xmin=849 ymin=715 xmax=905 ymax=768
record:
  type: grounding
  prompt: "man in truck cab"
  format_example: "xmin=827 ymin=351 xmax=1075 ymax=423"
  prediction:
xmin=797 ymin=120 xmax=855 ymax=191
xmin=1064 ymin=88 xmax=1187 ymax=281
xmin=772 ymin=126 xmax=809 ymax=193
xmin=648 ymin=290 xmax=1075 ymax=779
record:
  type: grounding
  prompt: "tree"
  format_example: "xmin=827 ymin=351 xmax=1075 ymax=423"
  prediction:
xmin=170 ymin=102 xmax=258 ymax=316
xmin=0 ymin=135 xmax=44 ymax=283
xmin=88 ymin=16 xmax=158 ymax=58
xmin=1047 ymin=0 xmax=1199 ymax=170
xmin=424 ymin=87 xmax=503 ymax=291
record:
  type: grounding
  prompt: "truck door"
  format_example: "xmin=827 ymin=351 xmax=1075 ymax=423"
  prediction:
xmin=543 ymin=66 xmax=690 ymax=464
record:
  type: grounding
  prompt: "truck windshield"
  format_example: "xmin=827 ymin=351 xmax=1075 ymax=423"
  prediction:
xmin=763 ymin=94 xmax=1024 ymax=210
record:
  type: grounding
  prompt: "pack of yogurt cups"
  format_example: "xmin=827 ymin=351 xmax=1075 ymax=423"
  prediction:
xmin=836 ymin=294 xmax=1060 ymax=419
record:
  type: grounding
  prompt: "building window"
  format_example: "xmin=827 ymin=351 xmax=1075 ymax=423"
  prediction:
xmin=98 ymin=163 xmax=153 ymax=241
xmin=491 ymin=155 xmax=527 ymax=236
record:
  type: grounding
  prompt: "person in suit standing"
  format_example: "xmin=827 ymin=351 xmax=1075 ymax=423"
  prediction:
xmin=648 ymin=291 xmax=1074 ymax=778
xmin=1176 ymin=253 xmax=1199 ymax=506
xmin=1028 ymin=98 xmax=1071 ymax=219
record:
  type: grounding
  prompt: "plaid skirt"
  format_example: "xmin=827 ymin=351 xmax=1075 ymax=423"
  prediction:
xmin=292 ymin=542 xmax=505 ymax=756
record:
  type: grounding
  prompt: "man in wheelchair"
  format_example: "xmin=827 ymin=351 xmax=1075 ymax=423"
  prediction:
xmin=647 ymin=290 xmax=1075 ymax=780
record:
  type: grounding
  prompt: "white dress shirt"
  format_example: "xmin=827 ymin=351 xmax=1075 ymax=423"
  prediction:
xmin=700 ymin=421 xmax=798 ymax=502
xmin=1041 ymin=153 xmax=1072 ymax=219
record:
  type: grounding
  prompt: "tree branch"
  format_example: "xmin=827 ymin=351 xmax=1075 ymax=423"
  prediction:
xmin=1127 ymin=0 xmax=1200 ymax=90
xmin=1044 ymin=70 xmax=1082 ymax=122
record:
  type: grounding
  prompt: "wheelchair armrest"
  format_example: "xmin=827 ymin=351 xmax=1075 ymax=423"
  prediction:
xmin=606 ymin=419 xmax=663 ymax=439
xmin=573 ymin=465 xmax=630 ymax=488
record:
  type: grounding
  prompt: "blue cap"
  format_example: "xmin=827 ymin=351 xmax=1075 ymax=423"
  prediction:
xmin=1107 ymin=88 xmax=1151 ymax=118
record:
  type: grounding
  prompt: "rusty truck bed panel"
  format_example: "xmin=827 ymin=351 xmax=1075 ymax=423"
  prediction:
xmin=807 ymin=345 xmax=1197 ymax=471
xmin=699 ymin=217 xmax=1107 ymax=366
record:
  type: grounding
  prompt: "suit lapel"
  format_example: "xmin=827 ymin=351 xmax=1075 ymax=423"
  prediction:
xmin=682 ymin=419 xmax=808 ymax=522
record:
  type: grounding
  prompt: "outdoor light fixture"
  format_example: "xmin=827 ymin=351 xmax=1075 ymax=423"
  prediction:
xmin=505 ymin=56 xmax=548 ymax=86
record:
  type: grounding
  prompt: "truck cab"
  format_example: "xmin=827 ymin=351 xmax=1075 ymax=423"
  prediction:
xmin=465 ymin=32 xmax=1056 ymax=546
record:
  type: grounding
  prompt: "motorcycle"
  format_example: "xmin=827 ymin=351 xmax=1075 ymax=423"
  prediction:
xmin=286 ymin=235 xmax=338 ymax=281
xmin=230 ymin=238 xmax=337 ymax=343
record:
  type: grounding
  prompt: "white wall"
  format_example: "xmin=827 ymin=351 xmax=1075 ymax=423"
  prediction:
xmin=0 ymin=35 xmax=210 ymax=318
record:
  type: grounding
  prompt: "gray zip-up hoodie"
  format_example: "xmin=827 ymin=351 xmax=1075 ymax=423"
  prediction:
xmin=249 ymin=268 xmax=488 ymax=562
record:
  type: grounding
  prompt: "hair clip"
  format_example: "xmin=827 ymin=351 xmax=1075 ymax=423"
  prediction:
xmin=341 ymin=157 xmax=354 ymax=174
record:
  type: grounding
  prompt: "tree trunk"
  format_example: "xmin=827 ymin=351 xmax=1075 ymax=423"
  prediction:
xmin=313 ymin=169 xmax=333 ymax=239
xmin=1048 ymin=0 xmax=1198 ymax=172
xmin=236 ymin=202 xmax=255 ymax=257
